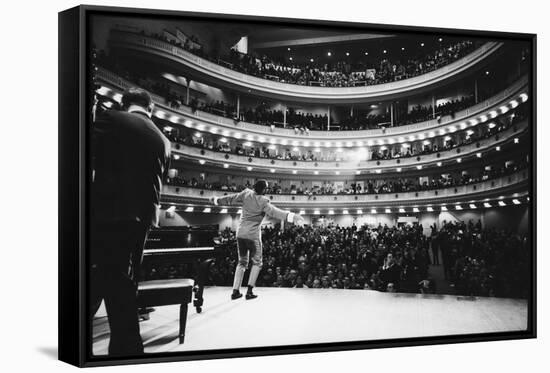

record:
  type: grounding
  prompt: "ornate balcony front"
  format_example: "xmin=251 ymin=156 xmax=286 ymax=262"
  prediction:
xmin=109 ymin=30 xmax=504 ymax=104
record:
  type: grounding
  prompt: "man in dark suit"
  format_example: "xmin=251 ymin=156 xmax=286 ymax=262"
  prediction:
xmin=90 ymin=87 xmax=171 ymax=355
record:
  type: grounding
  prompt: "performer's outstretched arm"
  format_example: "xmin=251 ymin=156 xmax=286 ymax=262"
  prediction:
xmin=262 ymin=200 xmax=305 ymax=226
xmin=210 ymin=190 xmax=245 ymax=206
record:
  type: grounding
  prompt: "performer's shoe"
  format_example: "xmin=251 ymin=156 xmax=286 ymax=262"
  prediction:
xmin=245 ymin=292 xmax=258 ymax=300
xmin=231 ymin=290 xmax=243 ymax=300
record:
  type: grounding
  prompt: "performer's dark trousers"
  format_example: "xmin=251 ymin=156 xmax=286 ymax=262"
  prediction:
xmin=90 ymin=220 xmax=149 ymax=356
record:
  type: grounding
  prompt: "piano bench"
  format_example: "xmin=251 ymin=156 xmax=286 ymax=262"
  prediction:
xmin=137 ymin=279 xmax=194 ymax=344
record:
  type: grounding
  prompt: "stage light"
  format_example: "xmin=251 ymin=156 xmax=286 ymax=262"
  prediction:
xmin=199 ymin=160 xmax=205 ymax=165
xmin=327 ymin=51 xmax=332 ymax=56
xmin=469 ymin=204 xmax=476 ymax=209
xmin=328 ymin=210 xmax=335 ymax=215
xmin=498 ymin=201 xmax=506 ymax=206
xmin=342 ymin=210 xmax=349 ymax=215
xmin=426 ymin=207 xmax=434 ymax=212
xmin=476 ymin=153 xmax=482 ymax=158
xmin=383 ymin=50 xmax=387 ymax=54
xmin=416 ymin=165 xmax=423 ymax=170
xmin=396 ymin=168 xmax=402 ymax=172
xmin=441 ymin=206 xmax=448 ymax=211
xmin=488 ymin=122 xmax=496 ymax=129
xmin=514 ymin=138 xmax=519 ymax=144
xmin=496 ymin=146 xmax=501 ymax=151
xmin=510 ymin=100 xmax=518 ymax=108
xmin=289 ymin=57 xmax=293 ymax=61
xmin=485 ymin=70 xmax=490 ymax=75
xmin=420 ymin=42 xmax=425 ymax=47
xmin=401 ymin=47 xmax=405 ymax=51
xmin=167 ymin=206 xmax=176 ymax=213
xmin=335 ymin=171 xmax=340 ymax=175
xmin=356 ymin=170 xmax=361 ymax=175
xmin=479 ymin=115 xmax=488 ymax=122
xmin=455 ymin=205 xmax=462 ymax=210
xmin=203 ymin=207 xmax=211 ymax=213
xmin=385 ymin=208 xmax=391 ymax=213
xmin=357 ymin=209 xmax=363 ymax=214
xmin=489 ymin=110 xmax=498 ymax=118
xmin=375 ymin=169 xmax=382 ymax=174
xmin=287 ymin=47 xmax=291 ymax=51
xmin=220 ymin=208 xmax=228 ymax=213
xmin=484 ymin=202 xmax=492 ymax=208
xmin=500 ymin=106 xmax=509 ymax=114
xmin=185 ymin=207 xmax=194 ymax=212
xmin=457 ymin=158 xmax=462 ymax=163
xmin=512 ymin=199 xmax=521 ymax=205
xmin=365 ymin=52 xmax=369 ymax=55
xmin=247 ymin=166 xmax=253 ymax=171
xmin=292 ymin=170 xmax=297 ymax=174
xmin=314 ymin=171 xmax=319 ymax=175
xmin=399 ymin=208 xmax=405 ymax=213
xmin=310 ymin=58 xmax=314 ymax=62
xmin=520 ymin=93 xmax=528 ymax=102
xmin=371 ymin=209 xmax=377 ymax=214
xmin=223 ymin=163 xmax=229 ymax=168
xmin=346 ymin=52 xmax=350 ymax=56
xmin=173 ymin=154 xmax=180 ymax=160
xmin=438 ymin=37 xmax=443 ymax=42
xmin=270 ymin=169 xmax=275 ymax=173
xmin=413 ymin=207 xmax=419 ymax=213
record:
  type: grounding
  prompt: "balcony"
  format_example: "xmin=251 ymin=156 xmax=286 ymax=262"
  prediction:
xmin=109 ymin=30 xmax=503 ymax=104
xmin=95 ymin=67 xmax=528 ymax=144
xmin=161 ymin=170 xmax=529 ymax=209
xmin=170 ymin=118 xmax=527 ymax=174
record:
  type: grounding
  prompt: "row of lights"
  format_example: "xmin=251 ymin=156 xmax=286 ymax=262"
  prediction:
xmin=95 ymin=82 xmax=527 ymax=150
xmin=288 ymin=38 xmax=445 ymax=61
xmin=175 ymin=142 xmax=517 ymax=173
xmin=167 ymin=198 xmax=525 ymax=215
xmin=175 ymin=94 xmax=527 ymax=148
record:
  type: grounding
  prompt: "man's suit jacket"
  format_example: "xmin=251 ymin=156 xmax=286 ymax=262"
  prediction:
xmin=91 ymin=109 xmax=171 ymax=227
xmin=216 ymin=188 xmax=289 ymax=240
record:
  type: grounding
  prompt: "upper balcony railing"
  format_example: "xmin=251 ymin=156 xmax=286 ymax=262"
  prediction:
xmin=109 ymin=30 xmax=503 ymax=104
xmin=95 ymin=68 xmax=528 ymax=146
xmin=161 ymin=170 xmax=529 ymax=208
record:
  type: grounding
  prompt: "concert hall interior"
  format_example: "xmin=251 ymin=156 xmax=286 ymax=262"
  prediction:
xmin=89 ymin=14 xmax=532 ymax=356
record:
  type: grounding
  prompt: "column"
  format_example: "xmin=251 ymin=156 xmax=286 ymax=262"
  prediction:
xmin=474 ymin=79 xmax=478 ymax=104
xmin=236 ymin=94 xmax=240 ymax=119
xmin=432 ymin=95 xmax=436 ymax=118
xmin=390 ymin=102 xmax=394 ymax=127
xmin=283 ymin=106 xmax=287 ymax=128
xmin=186 ymin=78 xmax=191 ymax=105
xmin=327 ymin=105 xmax=331 ymax=131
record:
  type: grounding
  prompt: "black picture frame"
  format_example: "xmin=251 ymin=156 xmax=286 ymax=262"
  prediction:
xmin=59 ymin=5 xmax=537 ymax=367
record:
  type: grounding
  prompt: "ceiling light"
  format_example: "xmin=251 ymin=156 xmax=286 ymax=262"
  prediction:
xmin=185 ymin=207 xmax=194 ymax=212
xmin=203 ymin=207 xmax=211 ymax=213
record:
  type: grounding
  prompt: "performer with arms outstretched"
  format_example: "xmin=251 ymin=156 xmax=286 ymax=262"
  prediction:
xmin=210 ymin=180 xmax=305 ymax=300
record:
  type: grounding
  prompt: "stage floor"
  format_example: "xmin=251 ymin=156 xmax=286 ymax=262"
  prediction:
xmin=92 ymin=286 xmax=528 ymax=355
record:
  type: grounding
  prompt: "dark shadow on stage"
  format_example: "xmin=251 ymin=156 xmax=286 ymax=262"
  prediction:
xmin=36 ymin=346 xmax=58 ymax=360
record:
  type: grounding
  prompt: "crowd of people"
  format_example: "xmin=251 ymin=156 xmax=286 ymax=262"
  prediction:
xmin=166 ymin=159 xmax=528 ymax=195
xmin=141 ymin=221 xmax=529 ymax=298
xmin=164 ymin=103 xmax=524 ymax=164
xmin=433 ymin=221 xmax=529 ymax=298
xmin=144 ymin=28 xmax=477 ymax=88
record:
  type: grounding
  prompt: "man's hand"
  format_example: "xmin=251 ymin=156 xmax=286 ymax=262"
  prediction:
xmin=293 ymin=213 xmax=305 ymax=227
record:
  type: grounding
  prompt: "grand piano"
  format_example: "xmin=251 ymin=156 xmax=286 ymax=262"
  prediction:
xmin=141 ymin=225 xmax=221 ymax=313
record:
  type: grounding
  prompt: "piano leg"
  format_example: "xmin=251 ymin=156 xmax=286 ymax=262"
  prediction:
xmin=193 ymin=259 xmax=214 ymax=313
xmin=179 ymin=303 xmax=188 ymax=344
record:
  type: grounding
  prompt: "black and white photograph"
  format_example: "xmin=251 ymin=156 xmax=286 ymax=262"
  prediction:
xmin=56 ymin=4 xmax=536 ymax=367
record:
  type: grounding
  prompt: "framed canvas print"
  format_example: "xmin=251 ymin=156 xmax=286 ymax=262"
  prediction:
xmin=58 ymin=5 xmax=536 ymax=367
